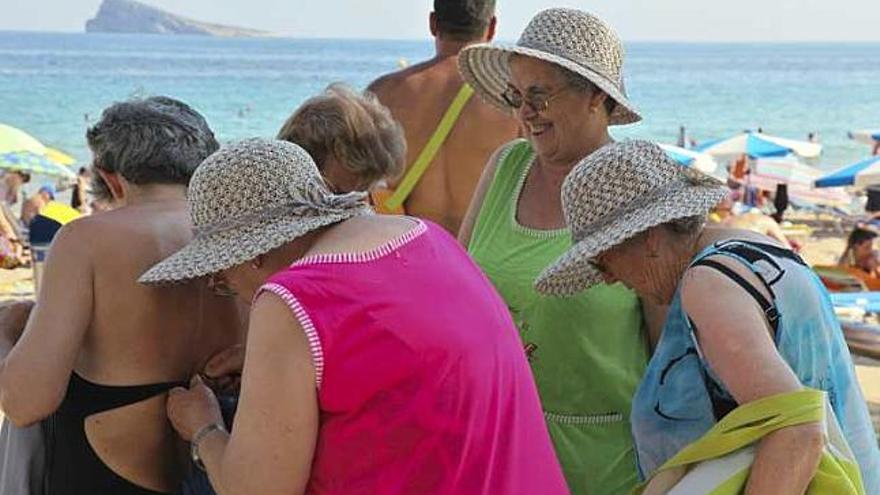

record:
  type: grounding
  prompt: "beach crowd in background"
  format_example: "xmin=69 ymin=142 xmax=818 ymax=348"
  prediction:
xmin=1 ymin=1 xmax=880 ymax=495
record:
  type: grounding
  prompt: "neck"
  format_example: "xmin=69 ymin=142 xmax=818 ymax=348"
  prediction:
xmin=658 ymin=229 xmax=706 ymax=304
xmin=434 ymin=37 xmax=480 ymax=58
xmin=540 ymin=131 xmax=613 ymax=176
xmin=123 ymin=183 xmax=188 ymax=206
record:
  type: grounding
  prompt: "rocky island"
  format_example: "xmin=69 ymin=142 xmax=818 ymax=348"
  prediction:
xmin=85 ymin=0 xmax=271 ymax=37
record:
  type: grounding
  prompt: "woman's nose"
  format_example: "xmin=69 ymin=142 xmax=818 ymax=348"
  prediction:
xmin=517 ymin=102 xmax=537 ymax=122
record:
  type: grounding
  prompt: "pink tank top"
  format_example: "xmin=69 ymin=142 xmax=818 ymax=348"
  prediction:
xmin=258 ymin=220 xmax=567 ymax=495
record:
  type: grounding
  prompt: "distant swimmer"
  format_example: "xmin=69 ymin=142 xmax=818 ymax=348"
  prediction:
xmin=368 ymin=0 xmax=518 ymax=234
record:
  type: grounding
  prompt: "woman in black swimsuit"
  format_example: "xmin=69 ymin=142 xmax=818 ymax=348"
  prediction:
xmin=0 ymin=97 xmax=242 ymax=495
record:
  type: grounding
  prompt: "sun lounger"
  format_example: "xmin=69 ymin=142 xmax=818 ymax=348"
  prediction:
xmin=813 ymin=265 xmax=870 ymax=292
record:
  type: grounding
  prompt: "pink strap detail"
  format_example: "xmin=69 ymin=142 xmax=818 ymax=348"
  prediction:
xmin=292 ymin=219 xmax=428 ymax=267
xmin=256 ymin=283 xmax=325 ymax=389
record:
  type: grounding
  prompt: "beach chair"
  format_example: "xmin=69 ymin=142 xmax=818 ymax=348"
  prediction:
xmin=812 ymin=265 xmax=870 ymax=292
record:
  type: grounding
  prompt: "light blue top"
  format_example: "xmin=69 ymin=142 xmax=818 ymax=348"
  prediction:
xmin=631 ymin=239 xmax=880 ymax=492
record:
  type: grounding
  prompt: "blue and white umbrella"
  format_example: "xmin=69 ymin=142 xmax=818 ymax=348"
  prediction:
xmin=658 ymin=144 xmax=719 ymax=175
xmin=815 ymin=156 xmax=880 ymax=188
xmin=849 ymin=129 xmax=880 ymax=146
xmin=696 ymin=131 xmax=822 ymax=160
xmin=0 ymin=151 xmax=77 ymax=180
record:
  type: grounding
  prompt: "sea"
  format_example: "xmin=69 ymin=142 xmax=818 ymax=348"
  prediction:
xmin=1 ymin=32 xmax=879 ymax=168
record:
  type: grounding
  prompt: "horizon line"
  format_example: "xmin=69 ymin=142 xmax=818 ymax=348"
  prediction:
xmin=2 ymin=29 xmax=880 ymax=44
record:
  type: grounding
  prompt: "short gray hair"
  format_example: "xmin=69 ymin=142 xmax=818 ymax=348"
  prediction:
xmin=556 ymin=65 xmax=617 ymax=116
xmin=86 ymin=96 xmax=219 ymax=201
xmin=663 ymin=215 xmax=706 ymax=236
xmin=277 ymin=84 xmax=406 ymax=189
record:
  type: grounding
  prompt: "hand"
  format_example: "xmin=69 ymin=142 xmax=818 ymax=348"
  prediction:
xmin=202 ymin=344 xmax=245 ymax=394
xmin=0 ymin=299 xmax=35 ymax=343
xmin=167 ymin=375 xmax=224 ymax=442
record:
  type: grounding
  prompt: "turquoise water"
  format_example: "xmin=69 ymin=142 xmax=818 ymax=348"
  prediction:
xmin=1 ymin=32 xmax=879 ymax=167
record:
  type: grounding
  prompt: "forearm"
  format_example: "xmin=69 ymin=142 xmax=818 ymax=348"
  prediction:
xmin=199 ymin=429 xmax=236 ymax=495
xmin=198 ymin=429 xmax=303 ymax=495
xmin=746 ymin=423 xmax=824 ymax=495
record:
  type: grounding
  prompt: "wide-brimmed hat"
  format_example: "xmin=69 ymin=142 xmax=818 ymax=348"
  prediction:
xmin=458 ymin=8 xmax=640 ymax=125
xmin=139 ymin=138 xmax=371 ymax=285
xmin=534 ymin=140 xmax=728 ymax=296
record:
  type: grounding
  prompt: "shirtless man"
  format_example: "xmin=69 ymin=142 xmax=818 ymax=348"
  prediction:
xmin=368 ymin=0 xmax=519 ymax=234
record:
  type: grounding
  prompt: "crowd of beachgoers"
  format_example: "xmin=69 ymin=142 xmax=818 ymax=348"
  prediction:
xmin=0 ymin=2 xmax=878 ymax=495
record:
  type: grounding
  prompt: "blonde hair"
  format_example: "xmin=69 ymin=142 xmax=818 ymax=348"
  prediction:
xmin=277 ymin=84 xmax=406 ymax=190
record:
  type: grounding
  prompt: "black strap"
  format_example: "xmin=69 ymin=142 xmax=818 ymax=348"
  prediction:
xmin=63 ymin=373 xmax=188 ymax=418
xmin=691 ymin=258 xmax=780 ymax=332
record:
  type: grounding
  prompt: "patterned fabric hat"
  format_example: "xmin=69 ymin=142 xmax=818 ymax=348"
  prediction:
xmin=139 ymin=138 xmax=371 ymax=285
xmin=458 ymin=8 xmax=640 ymax=125
xmin=534 ymin=140 xmax=727 ymax=296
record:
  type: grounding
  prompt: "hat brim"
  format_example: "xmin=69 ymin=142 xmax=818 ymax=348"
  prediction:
xmin=534 ymin=183 xmax=728 ymax=296
xmin=139 ymin=211 xmax=362 ymax=286
xmin=459 ymin=43 xmax=642 ymax=126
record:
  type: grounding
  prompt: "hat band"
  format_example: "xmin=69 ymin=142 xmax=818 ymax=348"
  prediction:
xmin=571 ymin=174 xmax=719 ymax=244
xmin=192 ymin=186 xmax=369 ymax=239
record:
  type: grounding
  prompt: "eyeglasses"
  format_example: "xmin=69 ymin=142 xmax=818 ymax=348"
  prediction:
xmin=207 ymin=274 xmax=238 ymax=297
xmin=501 ymin=86 xmax=568 ymax=113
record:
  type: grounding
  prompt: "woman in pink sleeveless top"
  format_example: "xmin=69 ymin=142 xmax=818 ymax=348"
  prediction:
xmin=140 ymin=139 xmax=567 ymax=495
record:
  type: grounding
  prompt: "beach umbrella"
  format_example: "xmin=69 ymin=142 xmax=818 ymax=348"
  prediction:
xmin=815 ymin=156 xmax=880 ymax=188
xmin=45 ymin=148 xmax=76 ymax=166
xmin=849 ymin=129 xmax=880 ymax=146
xmin=0 ymin=123 xmax=47 ymax=155
xmin=748 ymin=158 xmax=850 ymax=206
xmin=0 ymin=151 xmax=77 ymax=180
xmin=658 ymin=144 xmax=719 ymax=175
xmin=695 ymin=131 xmax=822 ymax=159
xmin=0 ymin=123 xmax=77 ymax=170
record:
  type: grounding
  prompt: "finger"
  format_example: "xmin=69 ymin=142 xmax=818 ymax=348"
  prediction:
xmin=204 ymin=345 xmax=244 ymax=377
xmin=168 ymin=386 xmax=187 ymax=396
xmin=191 ymin=374 xmax=205 ymax=388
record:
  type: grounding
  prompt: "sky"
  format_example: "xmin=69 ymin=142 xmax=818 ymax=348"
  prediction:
xmin=2 ymin=0 xmax=880 ymax=42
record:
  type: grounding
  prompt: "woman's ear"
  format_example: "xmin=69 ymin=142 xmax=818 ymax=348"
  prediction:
xmin=96 ymin=169 xmax=125 ymax=202
xmin=590 ymin=91 xmax=609 ymax=114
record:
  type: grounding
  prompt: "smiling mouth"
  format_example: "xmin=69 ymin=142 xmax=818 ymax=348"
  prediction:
xmin=528 ymin=123 xmax=552 ymax=136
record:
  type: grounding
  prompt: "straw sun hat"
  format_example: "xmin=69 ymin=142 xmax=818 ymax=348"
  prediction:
xmin=139 ymin=138 xmax=371 ymax=285
xmin=458 ymin=8 xmax=640 ymax=125
xmin=534 ymin=140 xmax=728 ymax=297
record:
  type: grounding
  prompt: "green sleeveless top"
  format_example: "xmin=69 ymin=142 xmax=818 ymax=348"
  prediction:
xmin=468 ymin=139 xmax=648 ymax=495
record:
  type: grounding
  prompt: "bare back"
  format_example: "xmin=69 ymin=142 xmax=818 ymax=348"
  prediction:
xmin=369 ymin=56 xmax=519 ymax=234
xmin=54 ymin=201 xmax=241 ymax=491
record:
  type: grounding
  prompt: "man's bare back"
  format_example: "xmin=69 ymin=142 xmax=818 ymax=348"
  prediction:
xmin=369 ymin=56 xmax=519 ymax=234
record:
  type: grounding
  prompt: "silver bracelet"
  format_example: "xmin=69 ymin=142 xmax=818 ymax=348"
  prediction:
xmin=191 ymin=422 xmax=227 ymax=471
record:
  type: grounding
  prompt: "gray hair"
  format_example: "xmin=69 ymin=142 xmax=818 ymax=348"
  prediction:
xmin=663 ymin=215 xmax=706 ymax=236
xmin=86 ymin=96 xmax=219 ymax=201
xmin=277 ymin=83 xmax=406 ymax=190
xmin=557 ymin=65 xmax=617 ymax=116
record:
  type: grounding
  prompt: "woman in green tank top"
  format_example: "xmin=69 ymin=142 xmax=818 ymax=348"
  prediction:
xmin=458 ymin=9 xmax=655 ymax=495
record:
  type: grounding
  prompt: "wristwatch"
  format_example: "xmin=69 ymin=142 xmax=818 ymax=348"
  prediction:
xmin=191 ymin=422 xmax=228 ymax=471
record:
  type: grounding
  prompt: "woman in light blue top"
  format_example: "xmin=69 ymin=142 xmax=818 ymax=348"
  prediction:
xmin=536 ymin=140 xmax=880 ymax=494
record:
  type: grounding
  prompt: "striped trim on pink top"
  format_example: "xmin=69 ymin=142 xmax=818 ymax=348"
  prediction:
xmin=292 ymin=219 xmax=428 ymax=267
xmin=257 ymin=282 xmax=326 ymax=389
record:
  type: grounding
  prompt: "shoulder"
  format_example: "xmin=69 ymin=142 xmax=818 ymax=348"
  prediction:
xmin=493 ymin=139 xmax=531 ymax=171
xmin=367 ymin=65 xmax=422 ymax=97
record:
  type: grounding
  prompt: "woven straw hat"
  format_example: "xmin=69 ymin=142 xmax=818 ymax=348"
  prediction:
xmin=534 ymin=140 xmax=727 ymax=296
xmin=139 ymin=138 xmax=371 ymax=285
xmin=458 ymin=8 xmax=640 ymax=125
